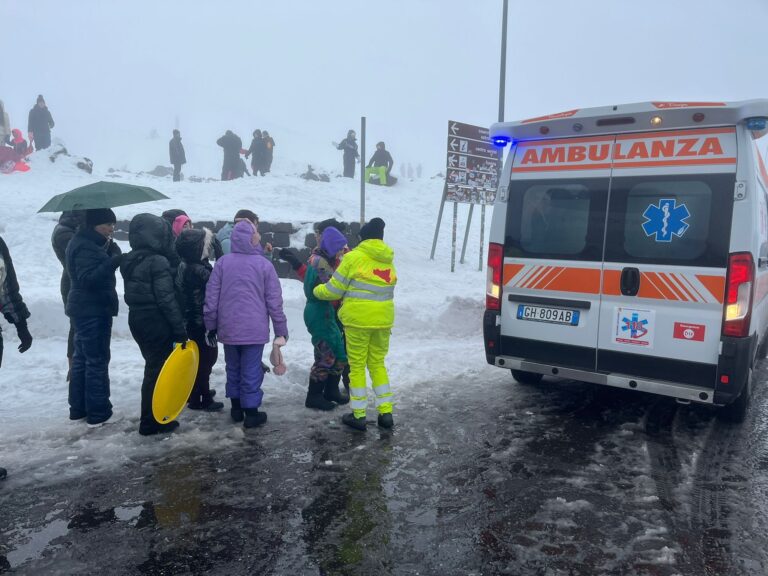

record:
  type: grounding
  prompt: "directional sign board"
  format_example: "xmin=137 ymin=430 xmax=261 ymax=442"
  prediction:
xmin=445 ymin=120 xmax=500 ymax=205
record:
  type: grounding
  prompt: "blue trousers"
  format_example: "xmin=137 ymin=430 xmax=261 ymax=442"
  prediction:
xmin=224 ymin=344 xmax=265 ymax=409
xmin=69 ymin=316 xmax=113 ymax=424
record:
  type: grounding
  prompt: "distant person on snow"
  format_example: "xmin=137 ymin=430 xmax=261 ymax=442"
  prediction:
xmin=217 ymin=130 xmax=243 ymax=181
xmin=245 ymin=130 xmax=266 ymax=177
xmin=0 ymin=235 xmax=33 ymax=482
xmin=335 ymin=129 xmax=359 ymax=178
xmin=262 ymin=130 xmax=275 ymax=173
xmin=169 ymin=129 xmax=186 ymax=182
xmin=4 ymin=129 xmax=30 ymax=158
xmin=366 ymin=141 xmax=397 ymax=186
xmin=28 ymin=94 xmax=55 ymax=151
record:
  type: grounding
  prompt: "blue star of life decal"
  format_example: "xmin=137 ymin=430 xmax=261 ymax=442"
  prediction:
xmin=641 ymin=198 xmax=690 ymax=242
xmin=622 ymin=312 xmax=648 ymax=339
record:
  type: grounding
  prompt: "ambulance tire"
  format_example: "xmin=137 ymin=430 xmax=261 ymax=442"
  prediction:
xmin=718 ymin=368 xmax=752 ymax=424
xmin=511 ymin=370 xmax=543 ymax=385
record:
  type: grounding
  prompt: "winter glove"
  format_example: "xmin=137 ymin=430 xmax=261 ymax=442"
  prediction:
xmin=205 ymin=330 xmax=218 ymax=347
xmin=15 ymin=321 xmax=32 ymax=353
xmin=110 ymin=253 xmax=122 ymax=269
xmin=270 ymin=336 xmax=287 ymax=376
xmin=278 ymin=248 xmax=302 ymax=271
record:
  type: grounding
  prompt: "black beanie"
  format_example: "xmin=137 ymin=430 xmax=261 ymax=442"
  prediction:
xmin=359 ymin=217 xmax=385 ymax=241
xmin=85 ymin=208 xmax=116 ymax=227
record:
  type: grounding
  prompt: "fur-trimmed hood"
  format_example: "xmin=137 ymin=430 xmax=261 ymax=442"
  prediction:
xmin=176 ymin=227 xmax=215 ymax=262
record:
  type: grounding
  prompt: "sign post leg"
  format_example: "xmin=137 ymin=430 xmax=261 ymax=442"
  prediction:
xmin=360 ymin=116 xmax=366 ymax=227
xmin=479 ymin=204 xmax=486 ymax=271
xmin=430 ymin=182 xmax=448 ymax=260
xmin=451 ymin=202 xmax=458 ymax=273
xmin=460 ymin=203 xmax=474 ymax=264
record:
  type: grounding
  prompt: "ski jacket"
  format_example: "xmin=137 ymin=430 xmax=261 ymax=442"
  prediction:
xmin=314 ymin=239 xmax=397 ymax=329
xmin=217 ymin=132 xmax=242 ymax=161
xmin=27 ymin=106 xmax=54 ymax=138
xmin=169 ymin=136 xmax=186 ymax=165
xmin=304 ymin=251 xmax=347 ymax=362
xmin=367 ymin=149 xmax=393 ymax=173
xmin=65 ymin=228 xmax=121 ymax=318
xmin=120 ymin=213 xmax=187 ymax=341
xmin=51 ymin=211 xmax=80 ymax=305
xmin=176 ymin=228 xmax=215 ymax=336
xmin=246 ymin=137 xmax=266 ymax=164
xmin=216 ymin=222 xmax=234 ymax=255
xmin=204 ymin=220 xmax=287 ymax=345
xmin=337 ymin=137 xmax=359 ymax=160
xmin=263 ymin=136 xmax=275 ymax=158
xmin=0 ymin=236 xmax=30 ymax=327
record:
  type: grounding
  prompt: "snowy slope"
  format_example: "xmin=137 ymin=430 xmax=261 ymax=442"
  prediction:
xmin=0 ymin=149 xmax=498 ymax=484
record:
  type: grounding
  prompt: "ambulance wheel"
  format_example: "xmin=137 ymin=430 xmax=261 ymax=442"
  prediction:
xmin=718 ymin=368 xmax=752 ymax=424
xmin=511 ymin=370 xmax=543 ymax=385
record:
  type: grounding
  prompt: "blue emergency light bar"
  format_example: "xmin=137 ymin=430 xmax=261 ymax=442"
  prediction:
xmin=491 ymin=135 xmax=511 ymax=147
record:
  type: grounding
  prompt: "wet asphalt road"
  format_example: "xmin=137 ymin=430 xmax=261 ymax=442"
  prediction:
xmin=3 ymin=363 xmax=768 ymax=576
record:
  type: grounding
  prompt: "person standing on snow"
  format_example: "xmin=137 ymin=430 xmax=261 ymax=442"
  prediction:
xmin=303 ymin=226 xmax=349 ymax=411
xmin=313 ymin=217 xmax=396 ymax=431
xmin=27 ymin=94 xmax=55 ymax=151
xmin=217 ymin=130 xmax=243 ymax=181
xmin=65 ymin=209 xmax=122 ymax=427
xmin=262 ymin=130 xmax=275 ymax=173
xmin=120 ymin=214 xmax=189 ymax=436
xmin=0 ymin=235 xmax=33 ymax=481
xmin=204 ymin=220 xmax=288 ymax=428
xmin=335 ymin=130 xmax=359 ymax=178
xmin=176 ymin=227 xmax=224 ymax=412
xmin=245 ymin=130 xmax=266 ymax=177
xmin=51 ymin=211 xmax=82 ymax=380
xmin=169 ymin=129 xmax=186 ymax=182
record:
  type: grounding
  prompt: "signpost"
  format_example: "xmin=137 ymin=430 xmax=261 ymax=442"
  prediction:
xmin=431 ymin=120 xmax=501 ymax=271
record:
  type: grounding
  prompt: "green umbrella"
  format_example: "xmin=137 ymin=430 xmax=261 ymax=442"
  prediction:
xmin=38 ymin=181 xmax=169 ymax=213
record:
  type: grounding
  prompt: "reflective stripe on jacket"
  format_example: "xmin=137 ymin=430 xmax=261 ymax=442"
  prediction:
xmin=313 ymin=239 xmax=396 ymax=329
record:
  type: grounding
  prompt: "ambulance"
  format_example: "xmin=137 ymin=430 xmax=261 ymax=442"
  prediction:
xmin=483 ymin=100 xmax=768 ymax=421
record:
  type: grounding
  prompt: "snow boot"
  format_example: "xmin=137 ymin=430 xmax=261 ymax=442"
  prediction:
xmin=323 ymin=372 xmax=349 ymax=405
xmin=305 ymin=376 xmax=335 ymax=411
xmin=230 ymin=398 xmax=244 ymax=423
xmin=139 ymin=420 xmax=180 ymax=436
xmin=243 ymin=408 xmax=267 ymax=428
xmin=342 ymin=412 xmax=366 ymax=431
xmin=189 ymin=392 xmax=224 ymax=412
xmin=377 ymin=413 xmax=394 ymax=429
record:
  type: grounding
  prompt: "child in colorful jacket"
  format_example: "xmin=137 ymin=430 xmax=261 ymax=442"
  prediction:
xmin=204 ymin=220 xmax=288 ymax=428
xmin=313 ymin=218 xmax=396 ymax=431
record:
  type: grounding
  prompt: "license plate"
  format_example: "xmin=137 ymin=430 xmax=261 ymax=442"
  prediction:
xmin=516 ymin=304 xmax=580 ymax=326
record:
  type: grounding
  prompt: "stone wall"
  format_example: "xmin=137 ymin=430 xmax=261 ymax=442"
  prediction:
xmin=114 ymin=220 xmax=361 ymax=279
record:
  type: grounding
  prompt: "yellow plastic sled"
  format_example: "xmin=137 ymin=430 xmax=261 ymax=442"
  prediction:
xmin=152 ymin=341 xmax=200 ymax=424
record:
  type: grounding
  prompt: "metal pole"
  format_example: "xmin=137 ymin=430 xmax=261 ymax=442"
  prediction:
xmin=451 ymin=202 xmax=458 ymax=272
xmin=479 ymin=204 xmax=486 ymax=271
xmin=459 ymin=203 xmax=474 ymax=264
xmin=499 ymin=0 xmax=508 ymax=123
xmin=430 ymin=183 xmax=448 ymax=260
xmin=360 ymin=116 xmax=366 ymax=226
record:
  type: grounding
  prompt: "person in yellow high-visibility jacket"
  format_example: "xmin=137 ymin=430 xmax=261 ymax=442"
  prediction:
xmin=313 ymin=217 xmax=397 ymax=431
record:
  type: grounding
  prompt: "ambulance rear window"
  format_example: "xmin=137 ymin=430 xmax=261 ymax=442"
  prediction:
xmin=604 ymin=174 xmax=734 ymax=267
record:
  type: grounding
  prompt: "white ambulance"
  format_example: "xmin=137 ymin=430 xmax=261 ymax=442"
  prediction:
xmin=484 ymin=100 xmax=768 ymax=421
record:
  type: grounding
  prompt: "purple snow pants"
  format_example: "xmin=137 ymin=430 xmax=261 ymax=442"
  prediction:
xmin=223 ymin=344 xmax=266 ymax=408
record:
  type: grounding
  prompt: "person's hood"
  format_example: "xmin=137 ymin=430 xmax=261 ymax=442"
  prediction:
xmin=356 ymin=239 xmax=394 ymax=264
xmin=11 ymin=128 xmax=22 ymax=142
xmin=128 ymin=213 xmax=173 ymax=255
xmin=58 ymin=210 xmax=82 ymax=230
xmin=216 ymin=222 xmax=233 ymax=242
xmin=320 ymin=226 xmax=347 ymax=257
xmin=161 ymin=208 xmax=187 ymax=227
xmin=176 ymin=228 xmax=214 ymax=262
xmin=172 ymin=214 xmax=191 ymax=237
xmin=230 ymin=220 xmax=263 ymax=255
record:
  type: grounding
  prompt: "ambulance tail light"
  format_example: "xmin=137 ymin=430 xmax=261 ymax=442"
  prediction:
xmin=486 ymin=243 xmax=503 ymax=311
xmin=723 ymin=252 xmax=754 ymax=338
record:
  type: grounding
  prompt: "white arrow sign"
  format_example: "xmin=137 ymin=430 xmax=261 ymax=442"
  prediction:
xmin=448 ymin=155 xmax=458 ymax=167
xmin=450 ymin=122 xmax=459 ymax=135
xmin=449 ymin=139 xmax=458 ymax=151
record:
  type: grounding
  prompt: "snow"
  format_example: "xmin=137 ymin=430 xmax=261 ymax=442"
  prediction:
xmin=0 ymin=145 xmax=492 ymax=484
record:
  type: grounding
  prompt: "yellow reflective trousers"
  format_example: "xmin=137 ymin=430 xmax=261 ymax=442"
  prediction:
xmin=345 ymin=326 xmax=392 ymax=418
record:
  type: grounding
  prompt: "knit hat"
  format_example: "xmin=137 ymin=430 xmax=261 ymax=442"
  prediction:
xmin=359 ymin=217 xmax=385 ymax=241
xmin=320 ymin=226 xmax=347 ymax=256
xmin=172 ymin=214 xmax=191 ymax=237
xmin=85 ymin=208 xmax=116 ymax=227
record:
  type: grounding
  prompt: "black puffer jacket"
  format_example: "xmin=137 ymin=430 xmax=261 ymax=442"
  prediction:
xmin=51 ymin=211 xmax=81 ymax=305
xmin=120 ymin=213 xmax=187 ymax=341
xmin=175 ymin=228 xmax=214 ymax=337
xmin=0 ymin=236 xmax=31 ymax=326
xmin=65 ymin=228 xmax=121 ymax=317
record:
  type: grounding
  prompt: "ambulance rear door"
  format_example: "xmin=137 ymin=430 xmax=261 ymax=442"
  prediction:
xmin=500 ymin=135 xmax=615 ymax=372
xmin=596 ymin=127 xmax=737 ymax=388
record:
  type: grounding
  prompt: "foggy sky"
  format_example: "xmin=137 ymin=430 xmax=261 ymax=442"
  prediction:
xmin=2 ymin=0 xmax=766 ymax=178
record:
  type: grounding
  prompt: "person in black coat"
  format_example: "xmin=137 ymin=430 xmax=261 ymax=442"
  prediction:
xmin=216 ymin=130 xmax=243 ymax=181
xmin=169 ymin=129 xmax=186 ymax=182
xmin=0 ymin=235 xmax=33 ymax=481
xmin=65 ymin=208 xmax=122 ymax=426
xmin=176 ymin=228 xmax=223 ymax=411
xmin=245 ymin=130 xmax=266 ymax=176
xmin=27 ymin=94 xmax=55 ymax=151
xmin=262 ymin=131 xmax=275 ymax=173
xmin=121 ymin=213 xmax=189 ymax=436
xmin=366 ymin=141 xmax=397 ymax=186
xmin=336 ymin=129 xmax=359 ymax=178
xmin=51 ymin=211 xmax=82 ymax=377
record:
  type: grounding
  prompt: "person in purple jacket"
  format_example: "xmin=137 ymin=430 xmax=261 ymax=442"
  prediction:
xmin=203 ymin=219 xmax=288 ymax=428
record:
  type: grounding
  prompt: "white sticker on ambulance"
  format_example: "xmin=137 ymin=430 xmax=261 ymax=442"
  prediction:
xmin=614 ymin=307 xmax=655 ymax=348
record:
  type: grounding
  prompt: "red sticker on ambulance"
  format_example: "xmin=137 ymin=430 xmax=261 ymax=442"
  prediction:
xmin=673 ymin=322 xmax=706 ymax=341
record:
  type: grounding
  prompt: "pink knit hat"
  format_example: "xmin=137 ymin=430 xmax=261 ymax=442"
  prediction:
xmin=172 ymin=214 xmax=191 ymax=237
